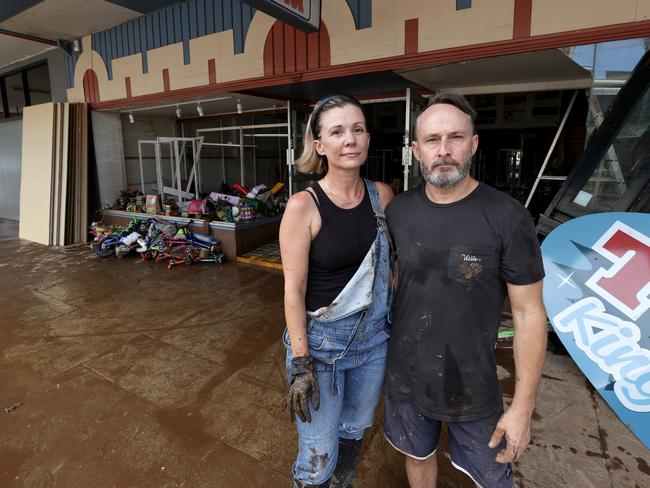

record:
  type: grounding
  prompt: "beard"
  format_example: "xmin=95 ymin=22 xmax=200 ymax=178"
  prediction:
xmin=421 ymin=155 xmax=471 ymax=188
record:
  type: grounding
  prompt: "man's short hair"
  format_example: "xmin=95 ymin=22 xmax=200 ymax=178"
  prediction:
xmin=417 ymin=91 xmax=477 ymax=137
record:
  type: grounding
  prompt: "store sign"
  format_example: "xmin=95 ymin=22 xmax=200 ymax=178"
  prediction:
xmin=243 ymin=0 xmax=321 ymax=32
xmin=541 ymin=212 xmax=650 ymax=449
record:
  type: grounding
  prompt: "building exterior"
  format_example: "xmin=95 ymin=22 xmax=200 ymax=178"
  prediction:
xmin=2 ymin=0 xmax=649 ymax=235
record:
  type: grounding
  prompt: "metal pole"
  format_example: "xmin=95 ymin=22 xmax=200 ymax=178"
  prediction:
xmin=525 ymin=90 xmax=578 ymax=208
xmin=287 ymin=100 xmax=294 ymax=196
xmin=403 ymin=88 xmax=412 ymax=192
xmin=220 ymin=120 xmax=225 ymax=184
xmin=174 ymin=141 xmax=183 ymax=201
xmin=252 ymin=116 xmax=257 ymax=184
xmin=137 ymin=141 xmax=145 ymax=194
xmin=155 ymin=138 xmax=164 ymax=199
xmin=239 ymin=128 xmax=245 ymax=186
xmin=194 ymin=137 xmax=202 ymax=198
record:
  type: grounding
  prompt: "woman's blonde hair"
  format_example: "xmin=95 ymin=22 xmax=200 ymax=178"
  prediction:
xmin=295 ymin=94 xmax=365 ymax=175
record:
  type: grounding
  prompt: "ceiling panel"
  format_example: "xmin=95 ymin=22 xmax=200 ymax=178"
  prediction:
xmin=0 ymin=36 xmax=54 ymax=70
xmin=0 ymin=0 xmax=141 ymax=40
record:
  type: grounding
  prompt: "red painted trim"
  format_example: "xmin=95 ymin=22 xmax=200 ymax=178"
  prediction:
xmin=83 ymin=70 xmax=100 ymax=104
xmin=208 ymin=59 xmax=217 ymax=84
xmin=0 ymin=28 xmax=57 ymax=46
xmin=285 ymin=23 xmax=296 ymax=72
xmin=513 ymin=0 xmax=533 ymax=39
xmin=125 ymin=77 xmax=132 ymax=98
xmin=307 ymin=30 xmax=319 ymax=70
xmin=263 ymin=29 xmax=274 ymax=76
xmin=264 ymin=20 xmax=330 ymax=75
xmin=90 ymin=20 xmax=650 ymax=111
xmin=162 ymin=68 xmax=170 ymax=92
xmin=405 ymin=19 xmax=418 ymax=55
xmin=273 ymin=22 xmax=284 ymax=74
xmin=296 ymin=29 xmax=307 ymax=71
xmin=319 ymin=22 xmax=331 ymax=66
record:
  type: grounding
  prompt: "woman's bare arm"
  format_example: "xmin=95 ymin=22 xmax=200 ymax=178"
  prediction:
xmin=279 ymin=191 xmax=319 ymax=357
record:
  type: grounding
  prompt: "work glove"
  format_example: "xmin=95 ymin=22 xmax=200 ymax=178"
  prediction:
xmin=284 ymin=355 xmax=320 ymax=423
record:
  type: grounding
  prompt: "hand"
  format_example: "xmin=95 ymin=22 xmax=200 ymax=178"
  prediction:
xmin=488 ymin=407 xmax=532 ymax=463
xmin=284 ymin=356 xmax=320 ymax=423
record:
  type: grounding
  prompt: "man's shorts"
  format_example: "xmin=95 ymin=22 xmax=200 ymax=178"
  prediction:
xmin=384 ymin=393 xmax=513 ymax=488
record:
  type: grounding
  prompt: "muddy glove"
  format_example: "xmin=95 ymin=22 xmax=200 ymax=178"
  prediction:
xmin=284 ymin=356 xmax=320 ymax=423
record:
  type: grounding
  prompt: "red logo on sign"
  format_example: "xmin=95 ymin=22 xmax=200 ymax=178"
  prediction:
xmin=586 ymin=222 xmax=650 ymax=320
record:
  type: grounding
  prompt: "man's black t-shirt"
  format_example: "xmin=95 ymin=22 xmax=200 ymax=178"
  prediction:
xmin=385 ymin=182 xmax=544 ymax=422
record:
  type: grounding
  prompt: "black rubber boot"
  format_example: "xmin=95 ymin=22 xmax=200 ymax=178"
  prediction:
xmin=328 ymin=438 xmax=363 ymax=488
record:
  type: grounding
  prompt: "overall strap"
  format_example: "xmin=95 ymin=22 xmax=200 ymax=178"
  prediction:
xmin=363 ymin=177 xmax=383 ymax=220
xmin=363 ymin=178 xmax=394 ymax=253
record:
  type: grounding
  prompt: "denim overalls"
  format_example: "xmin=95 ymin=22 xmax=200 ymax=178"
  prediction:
xmin=283 ymin=178 xmax=391 ymax=486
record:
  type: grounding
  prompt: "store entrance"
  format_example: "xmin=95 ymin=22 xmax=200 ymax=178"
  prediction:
xmin=469 ymin=90 xmax=589 ymax=219
xmin=363 ymin=100 xmax=405 ymax=191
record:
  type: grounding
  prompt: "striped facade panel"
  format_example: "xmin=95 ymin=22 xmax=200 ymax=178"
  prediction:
xmin=86 ymin=0 xmax=256 ymax=85
xmin=263 ymin=20 xmax=331 ymax=76
xmin=346 ymin=0 xmax=372 ymax=29
xmin=65 ymin=50 xmax=82 ymax=89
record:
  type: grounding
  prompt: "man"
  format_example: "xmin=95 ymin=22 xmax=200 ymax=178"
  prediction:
xmin=383 ymin=91 xmax=547 ymax=488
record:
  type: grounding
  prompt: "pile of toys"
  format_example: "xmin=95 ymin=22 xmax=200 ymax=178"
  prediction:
xmin=111 ymin=182 xmax=287 ymax=223
xmin=89 ymin=217 xmax=225 ymax=269
xmin=194 ymin=181 xmax=287 ymax=222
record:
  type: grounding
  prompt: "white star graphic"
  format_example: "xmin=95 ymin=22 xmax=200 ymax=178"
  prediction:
xmin=556 ymin=270 xmax=578 ymax=290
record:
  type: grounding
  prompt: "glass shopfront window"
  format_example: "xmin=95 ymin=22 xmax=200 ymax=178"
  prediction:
xmin=573 ymin=82 xmax=650 ymax=212
xmin=565 ymin=38 xmax=649 ymax=143
xmin=26 ymin=63 xmax=52 ymax=106
xmin=4 ymin=72 xmax=25 ymax=117
xmin=0 ymin=61 xmax=51 ymax=120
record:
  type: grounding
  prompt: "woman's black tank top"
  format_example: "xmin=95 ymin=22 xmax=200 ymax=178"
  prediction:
xmin=305 ymin=182 xmax=377 ymax=311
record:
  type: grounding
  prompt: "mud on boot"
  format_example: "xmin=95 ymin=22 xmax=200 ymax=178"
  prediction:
xmin=329 ymin=438 xmax=363 ymax=488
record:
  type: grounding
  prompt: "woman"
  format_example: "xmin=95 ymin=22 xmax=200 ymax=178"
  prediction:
xmin=279 ymin=94 xmax=394 ymax=488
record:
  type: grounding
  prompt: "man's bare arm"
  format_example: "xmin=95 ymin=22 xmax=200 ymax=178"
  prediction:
xmin=489 ymin=280 xmax=547 ymax=463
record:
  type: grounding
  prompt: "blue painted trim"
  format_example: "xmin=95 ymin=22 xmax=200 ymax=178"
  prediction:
xmin=64 ymin=45 xmax=82 ymax=89
xmin=159 ymin=11 xmax=168 ymax=46
xmin=173 ymin=4 xmax=183 ymax=44
xmin=223 ymin=0 xmax=232 ymax=30
xmin=153 ymin=12 xmax=161 ymax=48
xmin=181 ymin=2 xmax=191 ymax=65
xmin=197 ymin=0 xmax=207 ymax=38
xmin=232 ymin=0 xmax=243 ymax=54
xmin=139 ymin=17 xmax=149 ymax=73
xmin=85 ymin=1 xmax=260 ymax=85
xmin=214 ymin=0 xmax=223 ymax=31
xmin=206 ymin=0 xmax=215 ymax=33
xmin=189 ymin=0 xmax=198 ymax=39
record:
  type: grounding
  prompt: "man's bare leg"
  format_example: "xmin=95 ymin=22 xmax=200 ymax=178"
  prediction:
xmin=405 ymin=454 xmax=438 ymax=488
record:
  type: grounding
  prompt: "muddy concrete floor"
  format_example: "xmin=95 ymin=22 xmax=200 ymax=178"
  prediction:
xmin=0 ymin=223 xmax=648 ymax=487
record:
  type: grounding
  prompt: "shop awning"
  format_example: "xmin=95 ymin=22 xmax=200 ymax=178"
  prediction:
xmin=396 ymin=49 xmax=593 ymax=95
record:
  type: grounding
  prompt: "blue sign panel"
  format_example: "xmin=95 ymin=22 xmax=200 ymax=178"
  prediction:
xmin=542 ymin=212 xmax=650 ymax=449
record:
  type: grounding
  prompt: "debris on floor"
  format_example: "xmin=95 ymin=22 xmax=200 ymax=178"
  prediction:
xmin=89 ymin=217 xmax=225 ymax=268
xmin=5 ymin=402 xmax=24 ymax=414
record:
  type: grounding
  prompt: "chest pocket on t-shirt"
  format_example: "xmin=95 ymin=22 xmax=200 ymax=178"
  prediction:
xmin=447 ymin=245 xmax=497 ymax=287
